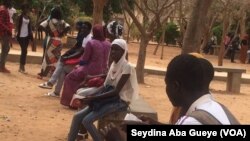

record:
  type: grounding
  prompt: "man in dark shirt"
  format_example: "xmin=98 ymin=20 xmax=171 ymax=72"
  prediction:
xmin=0 ymin=0 xmax=12 ymax=73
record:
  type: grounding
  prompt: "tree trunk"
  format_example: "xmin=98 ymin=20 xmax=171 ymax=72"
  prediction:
xmin=218 ymin=11 xmax=230 ymax=66
xmin=136 ymin=35 xmax=149 ymax=83
xmin=92 ymin=0 xmax=108 ymax=25
xmin=182 ymin=0 xmax=213 ymax=54
xmin=240 ymin=10 xmax=247 ymax=37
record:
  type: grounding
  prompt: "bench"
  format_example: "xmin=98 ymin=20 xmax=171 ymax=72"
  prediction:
xmin=97 ymin=96 xmax=158 ymax=129
xmin=213 ymin=66 xmax=246 ymax=93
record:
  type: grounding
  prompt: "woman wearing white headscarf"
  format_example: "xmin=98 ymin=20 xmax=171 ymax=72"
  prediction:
xmin=67 ymin=39 xmax=138 ymax=141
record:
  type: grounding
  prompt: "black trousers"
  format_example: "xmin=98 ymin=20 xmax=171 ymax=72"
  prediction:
xmin=18 ymin=37 xmax=30 ymax=65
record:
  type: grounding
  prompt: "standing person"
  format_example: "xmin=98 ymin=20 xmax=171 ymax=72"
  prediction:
xmin=60 ymin=24 xmax=111 ymax=107
xmin=230 ymin=36 xmax=240 ymax=63
xmin=16 ymin=4 xmax=34 ymax=73
xmin=67 ymin=39 xmax=139 ymax=141
xmin=240 ymin=34 xmax=249 ymax=64
xmin=38 ymin=21 xmax=92 ymax=97
xmin=0 ymin=0 xmax=12 ymax=73
xmin=37 ymin=6 xmax=70 ymax=79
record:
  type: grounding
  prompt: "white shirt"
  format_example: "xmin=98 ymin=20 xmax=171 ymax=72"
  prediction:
xmin=8 ymin=7 xmax=16 ymax=24
xmin=20 ymin=17 xmax=30 ymax=37
xmin=176 ymin=94 xmax=231 ymax=125
xmin=82 ymin=33 xmax=92 ymax=48
xmin=104 ymin=63 xmax=138 ymax=103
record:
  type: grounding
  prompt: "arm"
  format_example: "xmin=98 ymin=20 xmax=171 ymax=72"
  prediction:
xmin=79 ymin=41 xmax=92 ymax=66
xmin=87 ymin=74 xmax=130 ymax=100
xmin=0 ymin=10 xmax=11 ymax=35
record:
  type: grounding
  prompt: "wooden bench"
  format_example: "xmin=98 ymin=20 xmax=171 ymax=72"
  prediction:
xmin=97 ymin=96 xmax=158 ymax=129
xmin=213 ymin=66 xmax=246 ymax=93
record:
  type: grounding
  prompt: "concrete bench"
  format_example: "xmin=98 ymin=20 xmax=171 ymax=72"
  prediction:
xmin=213 ymin=66 xmax=246 ymax=93
xmin=97 ymin=96 xmax=158 ymax=129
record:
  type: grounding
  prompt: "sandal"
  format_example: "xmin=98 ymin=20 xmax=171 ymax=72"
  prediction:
xmin=39 ymin=82 xmax=53 ymax=89
xmin=45 ymin=92 xmax=59 ymax=97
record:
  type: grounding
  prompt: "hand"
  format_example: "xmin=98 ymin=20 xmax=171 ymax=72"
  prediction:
xmin=100 ymin=123 xmax=127 ymax=141
xmin=139 ymin=115 xmax=161 ymax=125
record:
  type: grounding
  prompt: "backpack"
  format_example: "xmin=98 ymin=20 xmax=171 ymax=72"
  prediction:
xmin=188 ymin=103 xmax=240 ymax=125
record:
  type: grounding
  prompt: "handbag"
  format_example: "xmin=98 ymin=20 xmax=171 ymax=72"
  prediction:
xmin=89 ymin=85 xmax=120 ymax=111
xmin=64 ymin=57 xmax=81 ymax=65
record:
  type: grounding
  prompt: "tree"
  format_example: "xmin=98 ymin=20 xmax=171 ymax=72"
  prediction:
xmin=182 ymin=0 xmax=213 ymax=54
xmin=122 ymin=0 xmax=179 ymax=83
xmin=92 ymin=0 xmax=108 ymax=24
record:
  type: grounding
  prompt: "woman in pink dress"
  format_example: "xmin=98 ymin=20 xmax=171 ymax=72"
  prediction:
xmin=60 ymin=24 xmax=111 ymax=107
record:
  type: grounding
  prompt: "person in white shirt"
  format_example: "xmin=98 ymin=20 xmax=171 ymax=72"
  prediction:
xmin=16 ymin=4 xmax=33 ymax=73
xmin=39 ymin=21 xmax=92 ymax=97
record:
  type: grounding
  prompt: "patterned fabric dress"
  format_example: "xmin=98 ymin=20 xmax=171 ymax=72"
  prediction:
xmin=39 ymin=19 xmax=69 ymax=77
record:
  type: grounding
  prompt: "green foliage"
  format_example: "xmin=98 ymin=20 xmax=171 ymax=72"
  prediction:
xmin=212 ymin=25 xmax=222 ymax=44
xmin=155 ymin=22 xmax=180 ymax=44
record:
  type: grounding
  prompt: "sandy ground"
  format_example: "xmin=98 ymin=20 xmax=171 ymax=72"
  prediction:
xmin=0 ymin=41 xmax=250 ymax=141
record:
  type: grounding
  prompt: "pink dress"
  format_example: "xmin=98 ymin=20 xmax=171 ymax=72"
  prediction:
xmin=60 ymin=39 xmax=111 ymax=106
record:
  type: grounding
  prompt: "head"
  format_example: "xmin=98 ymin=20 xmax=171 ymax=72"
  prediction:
xmin=92 ymin=24 xmax=105 ymax=41
xmin=111 ymin=39 xmax=127 ymax=63
xmin=50 ymin=6 xmax=62 ymax=20
xmin=3 ymin=0 xmax=12 ymax=8
xmin=21 ymin=3 xmax=29 ymax=14
xmin=76 ymin=21 xmax=92 ymax=36
xmin=106 ymin=21 xmax=123 ymax=41
xmin=165 ymin=54 xmax=214 ymax=107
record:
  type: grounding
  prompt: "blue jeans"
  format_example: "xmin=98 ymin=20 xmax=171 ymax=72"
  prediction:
xmin=48 ymin=58 xmax=74 ymax=94
xmin=67 ymin=100 xmax=127 ymax=141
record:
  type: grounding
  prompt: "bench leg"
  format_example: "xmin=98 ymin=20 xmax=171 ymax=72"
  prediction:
xmin=226 ymin=72 xmax=242 ymax=93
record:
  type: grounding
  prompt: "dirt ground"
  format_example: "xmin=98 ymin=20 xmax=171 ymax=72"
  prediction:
xmin=0 ymin=42 xmax=250 ymax=141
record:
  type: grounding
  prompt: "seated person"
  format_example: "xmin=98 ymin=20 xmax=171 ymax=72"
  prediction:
xmin=100 ymin=53 xmax=240 ymax=140
xmin=38 ymin=21 xmax=92 ymax=97
xmin=67 ymin=39 xmax=139 ymax=141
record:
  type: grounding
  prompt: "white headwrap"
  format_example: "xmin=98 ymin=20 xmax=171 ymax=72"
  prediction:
xmin=105 ymin=39 xmax=139 ymax=102
xmin=110 ymin=39 xmax=128 ymax=80
xmin=107 ymin=21 xmax=123 ymax=38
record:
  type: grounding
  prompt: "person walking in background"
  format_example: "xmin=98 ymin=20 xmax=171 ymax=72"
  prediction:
xmin=16 ymin=3 xmax=34 ymax=73
xmin=240 ymin=34 xmax=249 ymax=64
xmin=8 ymin=5 xmax=16 ymax=47
xmin=0 ymin=0 xmax=12 ymax=73
xmin=38 ymin=21 xmax=92 ymax=97
xmin=230 ymin=35 xmax=240 ymax=63
xmin=37 ymin=6 xmax=70 ymax=79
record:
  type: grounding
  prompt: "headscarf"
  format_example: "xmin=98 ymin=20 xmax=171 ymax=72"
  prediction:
xmin=107 ymin=21 xmax=123 ymax=38
xmin=107 ymin=39 xmax=139 ymax=102
xmin=92 ymin=24 xmax=105 ymax=41
xmin=110 ymin=39 xmax=128 ymax=80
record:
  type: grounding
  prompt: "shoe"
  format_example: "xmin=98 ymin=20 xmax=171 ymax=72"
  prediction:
xmin=45 ymin=92 xmax=59 ymax=97
xmin=76 ymin=133 xmax=88 ymax=141
xmin=0 ymin=67 xmax=11 ymax=73
xmin=39 ymin=82 xmax=53 ymax=89
xmin=19 ymin=69 xmax=27 ymax=74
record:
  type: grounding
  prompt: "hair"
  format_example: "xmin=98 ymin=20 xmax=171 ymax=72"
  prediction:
xmin=83 ymin=21 xmax=92 ymax=31
xmin=165 ymin=54 xmax=213 ymax=93
xmin=21 ymin=3 xmax=29 ymax=11
xmin=3 ymin=0 xmax=11 ymax=7
xmin=50 ymin=6 xmax=62 ymax=20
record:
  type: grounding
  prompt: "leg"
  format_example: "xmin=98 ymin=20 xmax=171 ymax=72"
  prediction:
xmin=19 ymin=37 xmax=29 ymax=71
xmin=47 ymin=58 xmax=64 ymax=85
xmin=82 ymin=101 xmax=127 ymax=141
xmin=54 ymin=64 xmax=74 ymax=94
xmin=0 ymin=36 xmax=11 ymax=70
xmin=67 ymin=106 xmax=91 ymax=141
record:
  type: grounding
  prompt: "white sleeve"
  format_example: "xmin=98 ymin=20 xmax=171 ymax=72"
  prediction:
xmin=40 ymin=20 xmax=48 ymax=28
xmin=175 ymin=116 xmax=202 ymax=125
xmin=122 ymin=64 xmax=132 ymax=75
xmin=82 ymin=34 xmax=92 ymax=48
